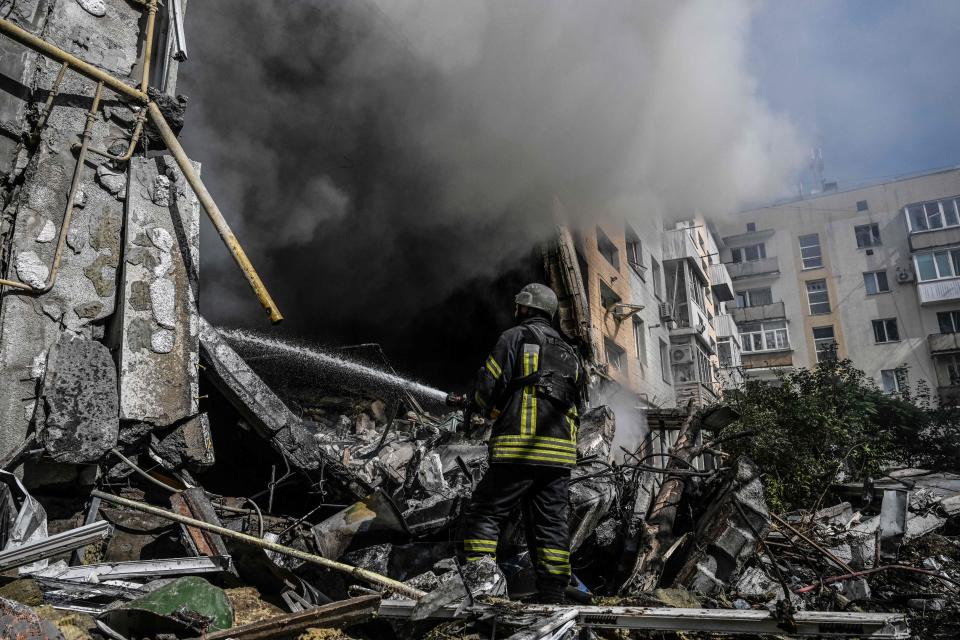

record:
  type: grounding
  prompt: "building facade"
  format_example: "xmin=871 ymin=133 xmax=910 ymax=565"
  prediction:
xmin=715 ymin=167 xmax=960 ymax=403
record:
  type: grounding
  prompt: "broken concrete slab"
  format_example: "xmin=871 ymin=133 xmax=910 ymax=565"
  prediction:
xmin=39 ymin=334 xmax=118 ymax=464
xmin=675 ymin=458 xmax=771 ymax=595
xmin=150 ymin=413 xmax=214 ymax=470
xmin=114 ymin=156 xmax=200 ymax=427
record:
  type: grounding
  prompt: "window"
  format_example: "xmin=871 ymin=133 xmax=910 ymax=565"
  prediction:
xmin=938 ymin=310 xmax=960 ymax=334
xmin=599 ymin=279 xmax=621 ymax=310
xmin=905 ymin=196 xmax=960 ymax=232
xmin=945 ymin=355 xmax=960 ymax=385
xmin=604 ymin=338 xmax=625 ymax=371
xmin=659 ymin=339 xmax=671 ymax=383
xmin=696 ymin=345 xmax=713 ymax=386
xmin=880 ymin=369 xmax=902 ymax=394
xmin=806 ymin=279 xmax=831 ymax=315
xmin=863 ymin=271 xmax=890 ymax=295
xmin=731 ymin=243 xmax=766 ymax=263
xmin=813 ymin=326 xmax=836 ymax=363
xmin=735 ymin=287 xmax=773 ymax=308
xmin=746 ymin=222 xmax=757 ymax=232
xmin=799 ymin=234 xmax=823 ymax=269
xmin=872 ymin=318 xmax=900 ymax=343
xmin=652 ymin=258 xmax=663 ymax=299
xmin=625 ymin=227 xmax=643 ymax=272
xmin=633 ymin=317 xmax=647 ymax=365
xmin=857 ymin=200 xmax=869 ymax=212
xmin=914 ymin=249 xmax=960 ymax=281
xmin=740 ymin=320 xmax=789 ymax=352
xmin=717 ymin=337 xmax=734 ymax=368
xmin=854 ymin=223 xmax=881 ymax=248
xmin=596 ymin=228 xmax=619 ymax=270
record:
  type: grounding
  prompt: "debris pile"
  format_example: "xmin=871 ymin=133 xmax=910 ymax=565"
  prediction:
xmin=1 ymin=327 xmax=956 ymax=638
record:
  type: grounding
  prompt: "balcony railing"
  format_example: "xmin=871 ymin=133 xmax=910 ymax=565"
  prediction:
xmin=662 ymin=228 xmax=708 ymax=282
xmin=712 ymin=313 xmax=739 ymax=339
xmin=909 ymin=226 xmax=960 ymax=252
xmin=917 ymin=278 xmax=960 ymax=305
xmin=740 ymin=351 xmax=793 ymax=370
xmin=731 ymin=301 xmax=786 ymax=324
xmin=726 ymin=256 xmax=780 ymax=280
xmin=708 ymin=262 xmax=734 ymax=302
xmin=928 ymin=332 xmax=960 ymax=354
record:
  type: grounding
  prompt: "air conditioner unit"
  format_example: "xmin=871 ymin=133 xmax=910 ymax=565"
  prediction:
xmin=670 ymin=345 xmax=694 ymax=364
xmin=896 ymin=269 xmax=914 ymax=283
xmin=658 ymin=302 xmax=674 ymax=321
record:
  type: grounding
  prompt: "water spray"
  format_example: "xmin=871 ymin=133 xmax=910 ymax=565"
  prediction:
xmin=220 ymin=329 xmax=449 ymax=403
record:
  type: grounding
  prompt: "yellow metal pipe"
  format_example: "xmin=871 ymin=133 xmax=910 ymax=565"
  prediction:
xmin=0 ymin=17 xmax=284 ymax=323
xmin=147 ymin=101 xmax=284 ymax=323
xmin=140 ymin=0 xmax=158 ymax=93
xmin=92 ymin=490 xmax=426 ymax=599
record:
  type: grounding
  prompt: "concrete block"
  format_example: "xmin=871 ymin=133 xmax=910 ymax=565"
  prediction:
xmin=39 ymin=335 xmax=118 ymax=464
xmin=151 ymin=413 xmax=215 ymax=470
xmin=114 ymin=156 xmax=199 ymax=427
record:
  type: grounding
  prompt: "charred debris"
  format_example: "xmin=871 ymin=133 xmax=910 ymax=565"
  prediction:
xmin=0 ymin=1 xmax=955 ymax=639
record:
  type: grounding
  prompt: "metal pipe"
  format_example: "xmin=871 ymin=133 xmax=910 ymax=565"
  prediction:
xmin=0 ymin=82 xmax=103 ymax=293
xmin=147 ymin=101 xmax=283 ymax=323
xmin=29 ymin=61 xmax=69 ymax=142
xmin=0 ymin=17 xmax=283 ymax=323
xmin=91 ymin=490 xmax=425 ymax=599
xmin=140 ymin=0 xmax=158 ymax=93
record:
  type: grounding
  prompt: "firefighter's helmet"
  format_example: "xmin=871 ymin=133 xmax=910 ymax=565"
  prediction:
xmin=514 ymin=283 xmax=558 ymax=318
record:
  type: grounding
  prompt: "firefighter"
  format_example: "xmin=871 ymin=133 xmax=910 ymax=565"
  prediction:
xmin=452 ymin=283 xmax=584 ymax=604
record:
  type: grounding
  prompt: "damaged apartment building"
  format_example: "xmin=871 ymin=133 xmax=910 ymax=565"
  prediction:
xmin=0 ymin=2 xmax=950 ymax=639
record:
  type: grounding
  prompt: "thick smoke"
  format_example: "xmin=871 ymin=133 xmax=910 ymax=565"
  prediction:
xmin=180 ymin=0 xmax=805 ymax=385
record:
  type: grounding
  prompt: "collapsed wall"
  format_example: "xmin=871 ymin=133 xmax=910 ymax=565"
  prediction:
xmin=0 ymin=0 xmax=194 ymax=472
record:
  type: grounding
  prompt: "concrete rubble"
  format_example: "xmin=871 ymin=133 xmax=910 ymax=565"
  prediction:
xmin=0 ymin=2 xmax=951 ymax=640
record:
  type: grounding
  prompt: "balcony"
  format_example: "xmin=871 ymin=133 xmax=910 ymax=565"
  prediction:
xmin=731 ymin=301 xmax=786 ymax=324
xmin=741 ymin=351 xmax=793 ymax=370
xmin=713 ymin=313 xmax=739 ymax=339
xmin=929 ymin=332 xmax=960 ymax=354
xmin=938 ymin=385 xmax=960 ymax=407
xmin=726 ymin=256 xmax=780 ymax=281
xmin=708 ymin=263 xmax=734 ymax=302
xmin=909 ymin=226 xmax=960 ymax=252
xmin=662 ymin=228 xmax=708 ymax=282
xmin=671 ymin=299 xmax=712 ymax=350
xmin=917 ymin=278 xmax=960 ymax=305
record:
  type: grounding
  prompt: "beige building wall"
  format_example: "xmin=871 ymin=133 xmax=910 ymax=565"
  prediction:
xmin=717 ymin=167 xmax=960 ymax=400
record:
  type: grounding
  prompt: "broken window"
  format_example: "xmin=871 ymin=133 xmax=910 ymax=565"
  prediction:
xmin=633 ymin=317 xmax=647 ymax=366
xmin=945 ymin=355 xmax=960 ymax=385
xmin=872 ymin=318 xmax=900 ymax=343
xmin=717 ymin=337 xmax=734 ymax=367
xmin=659 ymin=338 xmax=671 ymax=383
xmin=806 ymin=279 xmax=830 ymax=315
xmin=605 ymin=338 xmax=626 ymax=372
xmin=905 ymin=196 xmax=960 ymax=232
xmin=813 ymin=326 xmax=836 ymax=362
xmin=863 ymin=270 xmax=889 ymax=295
xmin=597 ymin=227 xmax=620 ymax=270
xmin=937 ymin=310 xmax=960 ymax=334
xmin=625 ymin=226 xmax=644 ymax=279
xmin=735 ymin=287 xmax=773 ymax=308
xmin=599 ymin=279 xmax=621 ymax=310
xmin=651 ymin=258 xmax=663 ymax=299
xmin=854 ymin=223 xmax=881 ymax=248
xmin=740 ymin=320 xmax=789 ymax=352
xmin=880 ymin=369 xmax=903 ymax=394
xmin=799 ymin=233 xmax=822 ymax=270
xmin=731 ymin=243 xmax=766 ymax=263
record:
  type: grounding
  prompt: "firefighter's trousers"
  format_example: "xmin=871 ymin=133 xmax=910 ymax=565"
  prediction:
xmin=461 ymin=463 xmax=571 ymax=594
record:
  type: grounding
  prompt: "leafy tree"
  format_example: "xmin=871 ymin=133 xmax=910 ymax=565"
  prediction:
xmin=719 ymin=355 xmax=908 ymax=512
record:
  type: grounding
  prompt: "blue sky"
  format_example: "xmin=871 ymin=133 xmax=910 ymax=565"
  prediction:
xmin=749 ymin=0 xmax=960 ymax=189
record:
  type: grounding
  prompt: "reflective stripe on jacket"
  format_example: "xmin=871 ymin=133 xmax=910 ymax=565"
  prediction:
xmin=472 ymin=317 xmax=583 ymax=468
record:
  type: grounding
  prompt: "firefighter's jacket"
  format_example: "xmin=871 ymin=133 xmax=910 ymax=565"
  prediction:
xmin=472 ymin=317 xmax=583 ymax=468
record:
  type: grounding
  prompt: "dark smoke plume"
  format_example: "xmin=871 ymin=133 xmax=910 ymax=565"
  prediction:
xmin=180 ymin=0 xmax=804 ymax=387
